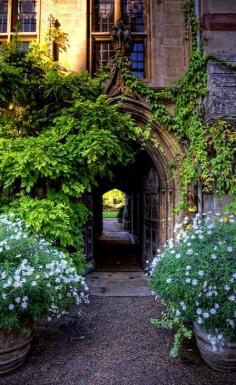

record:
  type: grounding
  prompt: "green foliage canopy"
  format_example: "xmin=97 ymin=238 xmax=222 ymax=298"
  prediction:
xmin=0 ymin=41 xmax=145 ymax=269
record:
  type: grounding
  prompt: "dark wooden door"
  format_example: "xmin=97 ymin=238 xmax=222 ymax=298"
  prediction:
xmin=142 ymin=166 xmax=159 ymax=265
xmin=83 ymin=194 xmax=95 ymax=272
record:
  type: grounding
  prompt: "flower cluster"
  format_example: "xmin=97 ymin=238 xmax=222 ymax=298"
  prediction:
xmin=0 ymin=214 xmax=89 ymax=330
xmin=150 ymin=213 xmax=236 ymax=355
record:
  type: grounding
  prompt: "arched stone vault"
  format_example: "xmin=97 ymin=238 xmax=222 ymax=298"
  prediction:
xmin=118 ymin=96 xmax=184 ymax=246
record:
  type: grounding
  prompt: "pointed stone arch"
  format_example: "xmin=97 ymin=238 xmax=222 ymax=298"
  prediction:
xmin=118 ymin=96 xmax=183 ymax=247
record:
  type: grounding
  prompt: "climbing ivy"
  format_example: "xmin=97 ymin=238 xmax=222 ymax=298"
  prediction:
xmin=118 ymin=0 xmax=235 ymax=210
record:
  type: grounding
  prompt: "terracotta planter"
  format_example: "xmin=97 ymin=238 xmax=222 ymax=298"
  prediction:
xmin=0 ymin=326 xmax=33 ymax=375
xmin=194 ymin=322 xmax=236 ymax=372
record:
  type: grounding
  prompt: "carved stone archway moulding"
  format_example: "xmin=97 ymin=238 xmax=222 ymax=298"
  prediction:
xmin=101 ymin=20 xmax=185 ymax=246
xmin=115 ymin=96 xmax=184 ymax=247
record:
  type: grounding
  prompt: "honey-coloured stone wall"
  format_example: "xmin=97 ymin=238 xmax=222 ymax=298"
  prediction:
xmin=39 ymin=0 xmax=88 ymax=72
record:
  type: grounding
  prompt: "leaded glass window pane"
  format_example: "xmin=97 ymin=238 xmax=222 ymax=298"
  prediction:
xmin=130 ymin=41 xmax=144 ymax=78
xmin=0 ymin=0 xmax=8 ymax=33
xmin=18 ymin=1 xmax=37 ymax=32
xmin=122 ymin=0 xmax=144 ymax=32
xmin=95 ymin=42 xmax=114 ymax=70
xmin=95 ymin=0 xmax=114 ymax=32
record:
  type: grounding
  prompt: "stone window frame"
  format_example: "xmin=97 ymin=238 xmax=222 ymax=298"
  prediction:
xmin=0 ymin=0 xmax=40 ymax=47
xmin=88 ymin=0 xmax=151 ymax=79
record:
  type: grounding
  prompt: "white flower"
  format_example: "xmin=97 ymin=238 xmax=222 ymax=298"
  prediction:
xmin=192 ymin=279 xmax=198 ymax=286
xmin=203 ymin=312 xmax=210 ymax=319
xmin=224 ymin=285 xmax=230 ymax=291
xmin=198 ymin=270 xmax=204 ymax=277
xmin=214 ymin=303 xmax=220 ymax=309
xmin=227 ymin=246 xmax=233 ymax=253
xmin=186 ymin=249 xmax=193 ymax=255
xmin=21 ymin=302 xmax=28 ymax=309
xmin=227 ymin=319 xmax=235 ymax=328
xmin=166 ymin=277 xmax=172 ymax=284
xmin=211 ymin=254 xmax=217 ymax=260
xmin=210 ymin=308 xmax=216 ymax=315
xmin=197 ymin=317 xmax=203 ymax=324
xmin=185 ymin=278 xmax=191 ymax=283
xmin=2 ymin=293 xmax=7 ymax=299
xmin=15 ymin=297 xmax=21 ymax=304
xmin=186 ymin=265 xmax=192 ymax=270
xmin=31 ymin=281 xmax=37 ymax=287
xmin=232 ymin=273 xmax=236 ymax=279
xmin=175 ymin=254 xmax=181 ymax=259
xmin=9 ymin=304 xmax=14 ymax=310
xmin=228 ymin=295 xmax=236 ymax=302
xmin=176 ymin=309 xmax=181 ymax=316
xmin=196 ymin=308 xmax=202 ymax=315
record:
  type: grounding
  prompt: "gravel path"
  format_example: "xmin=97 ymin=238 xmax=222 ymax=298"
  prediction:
xmin=0 ymin=297 xmax=235 ymax=385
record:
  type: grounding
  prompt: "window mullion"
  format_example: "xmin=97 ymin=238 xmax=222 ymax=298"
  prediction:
xmin=7 ymin=0 xmax=12 ymax=40
xmin=114 ymin=0 xmax=121 ymax=23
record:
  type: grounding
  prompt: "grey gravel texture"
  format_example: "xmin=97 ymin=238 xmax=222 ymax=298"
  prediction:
xmin=0 ymin=296 xmax=235 ymax=385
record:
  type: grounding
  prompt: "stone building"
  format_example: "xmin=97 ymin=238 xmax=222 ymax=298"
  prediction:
xmin=0 ymin=0 xmax=235 ymax=269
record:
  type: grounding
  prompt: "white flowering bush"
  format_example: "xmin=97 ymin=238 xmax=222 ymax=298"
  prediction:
xmin=0 ymin=214 xmax=89 ymax=330
xmin=150 ymin=213 xmax=236 ymax=357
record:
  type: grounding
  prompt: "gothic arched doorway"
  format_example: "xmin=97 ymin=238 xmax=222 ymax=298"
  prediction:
xmin=84 ymin=98 xmax=182 ymax=272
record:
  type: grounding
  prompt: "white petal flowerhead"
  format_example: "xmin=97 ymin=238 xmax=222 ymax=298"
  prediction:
xmin=210 ymin=308 xmax=216 ymax=315
xmin=227 ymin=246 xmax=233 ymax=253
xmin=186 ymin=249 xmax=193 ymax=255
xmin=166 ymin=277 xmax=172 ymax=284
xmin=176 ymin=309 xmax=181 ymax=316
xmin=198 ymin=270 xmax=204 ymax=277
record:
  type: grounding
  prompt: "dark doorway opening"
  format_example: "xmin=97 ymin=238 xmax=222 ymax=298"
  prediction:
xmin=91 ymin=147 xmax=160 ymax=272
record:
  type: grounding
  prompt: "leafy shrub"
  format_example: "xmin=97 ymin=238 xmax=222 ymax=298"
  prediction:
xmin=150 ymin=213 xmax=236 ymax=357
xmin=0 ymin=41 xmax=146 ymax=268
xmin=0 ymin=214 xmax=89 ymax=331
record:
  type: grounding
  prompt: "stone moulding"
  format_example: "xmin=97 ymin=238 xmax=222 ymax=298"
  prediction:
xmin=204 ymin=60 xmax=236 ymax=124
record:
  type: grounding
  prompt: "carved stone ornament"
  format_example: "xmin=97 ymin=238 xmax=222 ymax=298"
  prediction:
xmin=111 ymin=20 xmax=131 ymax=58
xmin=102 ymin=20 xmax=140 ymax=98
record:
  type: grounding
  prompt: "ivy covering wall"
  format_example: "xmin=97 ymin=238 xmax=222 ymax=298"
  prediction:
xmin=118 ymin=0 xmax=235 ymax=210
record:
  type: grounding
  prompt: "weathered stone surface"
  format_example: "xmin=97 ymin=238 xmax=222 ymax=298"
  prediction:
xmin=204 ymin=61 xmax=236 ymax=122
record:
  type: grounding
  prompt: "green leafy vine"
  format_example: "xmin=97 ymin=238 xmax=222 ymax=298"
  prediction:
xmin=118 ymin=0 xmax=235 ymax=210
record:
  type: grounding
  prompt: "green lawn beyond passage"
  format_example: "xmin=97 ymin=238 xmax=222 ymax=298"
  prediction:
xmin=103 ymin=211 xmax=118 ymax=218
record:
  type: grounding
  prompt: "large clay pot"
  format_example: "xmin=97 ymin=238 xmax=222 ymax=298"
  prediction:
xmin=0 ymin=326 xmax=33 ymax=375
xmin=194 ymin=322 xmax=236 ymax=372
